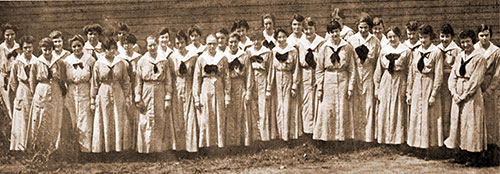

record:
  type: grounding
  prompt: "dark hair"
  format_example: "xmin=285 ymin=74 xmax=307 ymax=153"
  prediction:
xmin=217 ymin=28 xmax=229 ymax=36
xmin=406 ymin=20 xmax=419 ymax=32
xmin=372 ymin=17 xmax=384 ymax=27
xmin=39 ymin=37 xmax=54 ymax=49
xmin=418 ymin=24 xmax=436 ymax=40
xmin=116 ymin=22 xmax=129 ymax=32
xmin=327 ymin=21 xmax=342 ymax=33
xmin=290 ymin=14 xmax=305 ymax=24
xmin=83 ymin=23 xmax=103 ymax=35
xmin=249 ymin=28 xmax=264 ymax=41
xmin=101 ymin=37 xmax=117 ymax=50
xmin=68 ymin=34 xmax=85 ymax=46
xmin=159 ymin=27 xmax=169 ymax=36
xmin=188 ymin=25 xmax=202 ymax=36
xmin=476 ymin=24 xmax=493 ymax=38
xmin=124 ymin=34 xmax=137 ymax=45
xmin=229 ymin=32 xmax=241 ymax=41
xmin=175 ymin=30 xmax=188 ymax=43
xmin=1 ymin=23 xmax=17 ymax=35
xmin=49 ymin=30 xmax=63 ymax=39
xmin=459 ymin=30 xmax=477 ymax=43
xmin=274 ymin=27 xmax=288 ymax=40
xmin=356 ymin=12 xmax=373 ymax=29
xmin=261 ymin=14 xmax=275 ymax=27
xmin=20 ymin=35 xmax=34 ymax=48
xmin=303 ymin=17 xmax=316 ymax=28
xmin=440 ymin=23 xmax=455 ymax=37
xmin=231 ymin=20 xmax=250 ymax=32
xmin=386 ymin=26 xmax=401 ymax=38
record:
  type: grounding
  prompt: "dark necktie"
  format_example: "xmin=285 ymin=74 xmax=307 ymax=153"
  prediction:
xmin=229 ymin=58 xmax=242 ymax=71
xmin=250 ymin=55 xmax=264 ymax=63
xmin=6 ymin=50 xmax=17 ymax=60
xmin=459 ymin=57 xmax=473 ymax=77
xmin=329 ymin=46 xmax=343 ymax=64
xmin=355 ymin=45 xmax=369 ymax=64
xmin=385 ymin=53 xmax=400 ymax=74
xmin=107 ymin=65 xmax=114 ymax=80
xmin=204 ymin=65 xmax=218 ymax=74
xmin=305 ymin=48 xmax=316 ymax=69
xmin=275 ymin=52 xmax=288 ymax=63
xmin=152 ymin=63 xmax=159 ymax=74
xmin=73 ymin=62 xmax=84 ymax=69
xmin=263 ymin=40 xmax=275 ymax=50
xmin=417 ymin=52 xmax=431 ymax=72
xmin=410 ymin=45 xmax=420 ymax=52
xmin=441 ymin=49 xmax=452 ymax=61
xmin=24 ymin=65 xmax=30 ymax=78
xmin=179 ymin=61 xmax=187 ymax=75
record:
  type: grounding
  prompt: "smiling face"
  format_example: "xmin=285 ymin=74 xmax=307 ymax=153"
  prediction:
xmin=329 ymin=28 xmax=341 ymax=43
xmin=175 ymin=37 xmax=187 ymax=50
xmin=358 ymin=22 xmax=370 ymax=36
xmin=147 ymin=38 xmax=157 ymax=55
xmin=478 ymin=30 xmax=490 ymax=45
xmin=4 ymin=29 xmax=15 ymax=44
xmin=440 ymin=33 xmax=452 ymax=46
xmin=206 ymin=36 xmax=218 ymax=53
xmin=228 ymin=36 xmax=239 ymax=52
xmin=41 ymin=46 xmax=53 ymax=57
xmin=159 ymin=33 xmax=170 ymax=48
xmin=419 ymin=33 xmax=432 ymax=48
xmin=87 ymin=31 xmax=98 ymax=43
xmin=216 ymin=32 xmax=227 ymax=48
xmin=71 ymin=40 xmax=83 ymax=55
xmin=460 ymin=37 xmax=474 ymax=53
xmin=291 ymin=19 xmax=303 ymax=35
xmin=52 ymin=37 xmax=63 ymax=51
xmin=372 ymin=25 xmax=384 ymax=37
xmin=22 ymin=43 xmax=33 ymax=56
xmin=407 ymin=29 xmax=418 ymax=43
xmin=277 ymin=31 xmax=287 ymax=46
xmin=304 ymin=25 xmax=316 ymax=39
xmin=387 ymin=30 xmax=400 ymax=47
xmin=263 ymin=18 xmax=274 ymax=32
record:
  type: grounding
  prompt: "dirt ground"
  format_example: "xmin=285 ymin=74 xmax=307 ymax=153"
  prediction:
xmin=1 ymin=139 xmax=499 ymax=174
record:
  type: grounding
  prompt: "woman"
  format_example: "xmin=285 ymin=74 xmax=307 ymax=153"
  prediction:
xmin=297 ymin=17 xmax=325 ymax=134
xmin=372 ymin=17 xmax=389 ymax=47
xmin=266 ymin=28 xmax=302 ymax=141
xmin=9 ymin=35 xmax=35 ymax=151
xmin=83 ymin=24 xmax=103 ymax=59
xmin=134 ymin=36 xmax=172 ymax=153
xmin=158 ymin=27 xmax=174 ymax=57
xmin=247 ymin=30 xmax=273 ymax=141
xmin=216 ymin=28 xmax=229 ymax=53
xmin=287 ymin=14 xmax=305 ymax=47
xmin=49 ymin=30 xmax=70 ymax=59
xmin=115 ymin=22 xmax=140 ymax=54
xmin=171 ymin=30 xmax=199 ymax=152
xmin=446 ymin=30 xmax=487 ymax=165
xmin=347 ymin=13 xmax=380 ymax=143
xmin=374 ymin=26 xmax=411 ymax=144
xmin=262 ymin=14 xmax=276 ymax=50
xmin=313 ymin=21 xmax=355 ymax=141
xmin=193 ymin=34 xmax=231 ymax=148
xmin=64 ymin=34 xmax=96 ymax=153
xmin=403 ymin=21 xmax=421 ymax=52
xmin=225 ymin=32 xmax=254 ymax=146
xmin=407 ymin=24 xmax=444 ymax=150
xmin=28 ymin=38 xmax=67 ymax=151
xmin=187 ymin=25 xmax=206 ymax=55
xmin=328 ymin=8 xmax=354 ymax=40
xmin=231 ymin=20 xmax=253 ymax=51
xmin=91 ymin=37 xmax=133 ymax=153
xmin=0 ymin=23 xmax=20 ymax=120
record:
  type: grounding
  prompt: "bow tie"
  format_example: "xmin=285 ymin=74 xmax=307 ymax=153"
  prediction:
xmin=91 ymin=50 xmax=98 ymax=59
xmin=107 ymin=65 xmax=114 ymax=80
xmin=459 ymin=57 xmax=473 ymax=77
xmin=263 ymin=40 xmax=275 ymax=50
xmin=152 ymin=63 xmax=159 ymax=74
xmin=417 ymin=52 xmax=431 ymax=73
xmin=250 ymin=55 xmax=264 ymax=63
xmin=204 ymin=64 xmax=219 ymax=74
xmin=24 ymin=65 xmax=30 ymax=78
xmin=179 ymin=61 xmax=187 ymax=75
xmin=229 ymin=58 xmax=242 ymax=70
xmin=410 ymin=45 xmax=420 ymax=52
xmin=6 ymin=50 xmax=17 ymax=60
xmin=275 ymin=52 xmax=288 ymax=63
xmin=355 ymin=45 xmax=369 ymax=64
xmin=385 ymin=53 xmax=401 ymax=74
xmin=46 ymin=64 xmax=53 ymax=80
xmin=73 ymin=62 xmax=84 ymax=69
xmin=305 ymin=48 xmax=316 ymax=69
xmin=441 ymin=49 xmax=452 ymax=58
xmin=329 ymin=46 xmax=342 ymax=64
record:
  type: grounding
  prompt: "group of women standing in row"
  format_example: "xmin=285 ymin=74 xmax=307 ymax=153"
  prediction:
xmin=1 ymin=9 xmax=499 ymax=164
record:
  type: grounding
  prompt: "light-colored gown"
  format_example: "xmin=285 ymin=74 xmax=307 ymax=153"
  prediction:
xmin=267 ymin=44 xmax=302 ymax=141
xmin=347 ymin=33 xmax=381 ymax=142
xmin=119 ymin=51 xmax=141 ymax=151
xmin=91 ymin=55 xmax=133 ymax=153
xmin=9 ymin=53 xmax=35 ymax=151
xmin=313 ymin=39 xmax=355 ymax=141
xmin=64 ymin=53 xmax=96 ymax=152
xmin=445 ymin=48 xmax=487 ymax=152
xmin=407 ymin=44 xmax=444 ymax=148
xmin=374 ymin=43 xmax=411 ymax=144
xmin=193 ymin=50 xmax=231 ymax=148
xmin=0 ymin=41 xmax=19 ymax=119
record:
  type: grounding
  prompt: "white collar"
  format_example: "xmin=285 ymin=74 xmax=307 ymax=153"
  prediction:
xmin=403 ymin=40 xmax=421 ymax=50
xmin=239 ymin=37 xmax=253 ymax=49
xmin=353 ymin=32 xmax=376 ymax=45
xmin=1 ymin=41 xmax=19 ymax=52
xmin=201 ymin=50 xmax=225 ymax=65
xmin=474 ymin=42 xmax=499 ymax=59
xmin=460 ymin=48 xmax=482 ymax=62
xmin=17 ymin=53 xmax=36 ymax=66
xmin=300 ymin=34 xmax=325 ymax=50
xmin=273 ymin=44 xmax=296 ymax=54
xmin=84 ymin=41 xmax=101 ymax=50
xmin=263 ymin=30 xmax=275 ymax=42
xmin=341 ymin=26 xmax=353 ymax=35
xmin=174 ymin=49 xmax=197 ymax=62
xmin=381 ymin=43 xmax=407 ymax=55
xmin=158 ymin=46 xmax=173 ymax=56
xmin=248 ymin=46 xmax=271 ymax=56
xmin=418 ymin=44 xmax=438 ymax=54
xmin=97 ymin=55 xmax=123 ymax=67
xmin=324 ymin=39 xmax=348 ymax=50
xmin=65 ymin=53 xmax=86 ymax=65
xmin=38 ymin=52 xmax=61 ymax=67
xmin=119 ymin=51 xmax=141 ymax=61
xmin=437 ymin=41 xmax=461 ymax=52
xmin=225 ymin=48 xmax=245 ymax=62
xmin=143 ymin=51 xmax=167 ymax=64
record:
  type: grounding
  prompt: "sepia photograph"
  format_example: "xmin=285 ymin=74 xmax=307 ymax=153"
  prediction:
xmin=0 ymin=0 xmax=499 ymax=173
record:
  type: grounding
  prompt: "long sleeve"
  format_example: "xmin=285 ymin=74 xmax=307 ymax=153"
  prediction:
xmin=222 ymin=58 xmax=231 ymax=102
xmin=192 ymin=58 xmax=202 ymax=105
xmin=462 ymin=57 xmax=487 ymax=99
xmin=90 ymin=63 xmax=99 ymax=102
xmin=373 ymin=52 xmax=383 ymax=93
xmin=292 ymin=50 xmax=300 ymax=91
xmin=430 ymin=52 xmax=444 ymax=100
xmin=266 ymin=58 xmax=276 ymax=93
xmin=164 ymin=60 xmax=173 ymax=101
xmin=8 ymin=63 xmax=18 ymax=94
xmin=485 ymin=50 xmax=500 ymax=92
xmin=244 ymin=54 xmax=254 ymax=93
xmin=406 ymin=54 xmax=414 ymax=99
xmin=347 ymin=46 xmax=356 ymax=93
xmin=29 ymin=63 xmax=37 ymax=95
xmin=134 ymin=62 xmax=143 ymax=103
xmin=448 ymin=61 xmax=459 ymax=98
xmin=315 ymin=46 xmax=325 ymax=94
xmin=119 ymin=62 xmax=131 ymax=101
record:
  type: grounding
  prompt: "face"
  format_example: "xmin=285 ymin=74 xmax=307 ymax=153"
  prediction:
xmin=253 ymin=39 xmax=263 ymax=49
xmin=419 ymin=33 xmax=432 ymax=47
xmin=329 ymin=28 xmax=341 ymax=42
xmin=440 ymin=33 xmax=452 ymax=46
xmin=372 ymin=25 xmax=384 ymax=36
xmin=105 ymin=45 xmax=117 ymax=57
xmin=4 ymin=29 xmax=15 ymax=43
xmin=358 ymin=22 xmax=370 ymax=35
xmin=304 ymin=25 xmax=316 ymax=38
xmin=41 ymin=46 xmax=53 ymax=57
xmin=147 ymin=38 xmax=157 ymax=54
xmin=228 ymin=36 xmax=239 ymax=51
xmin=87 ymin=31 xmax=99 ymax=43
xmin=175 ymin=38 xmax=187 ymax=49
xmin=238 ymin=27 xmax=247 ymax=38
xmin=71 ymin=40 xmax=83 ymax=55
xmin=478 ymin=30 xmax=490 ymax=45
xmin=117 ymin=30 xmax=127 ymax=41
xmin=407 ymin=30 xmax=417 ymax=42
xmin=190 ymin=32 xmax=200 ymax=43
xmin=387 ymin=30 xmax=400 ymax=46
xmin=123 ymin=41 xmax=134 ymax=51
xmin=22 ymin=43 xmax=33 ymax=55
xmin=206 ymin=36 xmax=217 ymax=52
xmin=52 ymin=37 xmax=63 ymax=50
xmin=159 ymin=33 xmax=169 ymax=47
xmin=263 ymin=18 xmax=273 ymax=31
xmin=216 ymin=32 xmax=227 ymax=47
xmin=460 ymin=37 xmax=473 ymax=52
xmin=291 ymin=19 xmax=303 ymax=34
xmin=277 ymin=31 xmax=287 ymax=45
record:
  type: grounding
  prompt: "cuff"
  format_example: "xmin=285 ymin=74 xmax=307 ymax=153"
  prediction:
xmin=225 ymin=95 xmax=231 ymax=102
xmin=135 ymin=95 xmax=142 ymax=103
xmin=165 ymin=94 xmax=172 ymax=101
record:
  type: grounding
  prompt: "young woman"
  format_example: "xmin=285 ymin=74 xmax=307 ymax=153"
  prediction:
xmin=403 ymin=21 xmax=421 ymax=52
xmin=83 ymin=24 xmax=103 ymax=59
xmin=28 ymin=38 xmax=67 ymax=151
xmin=474 ymin=24 xmax=500 ymax=154
xmin=115 ymin=22 xmax=140 ymax=54
xmin=193 ymin=34 xmax=231 ymax=148
xmin=91 ymin=37 xmax=133 ymax=153
xmin=347 ymin=13 xmax=380 ymax=143
xmin=63 ymin=34 xmax=96 ymax=152
xmin=407 ymin=24 xmax=444 ymax=151
xmin=313 ymin=21 xmax=355 ymax=141
xmin=297 ymin=17 xmax=325 ymax=134
xmin=9 ymin=35 xmax=35 ymax=151
xmin=287 ymin=14 xmax=305 ymax=47
xmin=0 ymin=23 xmax=19 ymax=120
xmin=225 ymin=32 xmax=254 ymax=146
xmin=262 ymin=14 xmax=276 ymax=50
xmin=446 ymin=30 xmax=487 ymax=165
xmin=373 ymin=26 xmax=411 ymax=145
xmin=328 ymin=8 xmax=354 ymax=40
xmin=231 ymin=20 xmax=253 ymax=51
xmin=187 ymin=25 xmax=206 ymax=55
xmin=171 ymin=30 xmax=199 ymax=152
xmin=266 ymin=28 xmax=302 ymax=141
xmin=49 ymin=30 xmax=70 ymax=59
xmin=216 ymin=28 xmax=229 ymax=53
xmin=247 ymin=30 xmax=273 ymax=141
xmin=372 ymin=17 xmax=389 ymax=47
xmin=158 ymin=27 xmax=174 ymax=57
xmin=135 ymin=36 xmax=172 ymax=153
xmin=436 ymin=24 xmax=461 ymax=139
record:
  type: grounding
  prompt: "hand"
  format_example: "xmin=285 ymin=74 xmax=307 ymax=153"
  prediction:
xmin=135 ymin=100 xmax=146 ymax=113
xmin=428 ymin=96 xmax=435 ymax=106
xmin=291 ymin=88 xmax=296 ymax=98
xmin=453 ymin=95 xmax=461 ymax=104
xmin=317 ymin=91 xmax=323 ymax=99
xmin=195 ymin=101 xmax=202 ymax=110
xmin=245 ymin=91 xmax=251 ymax=102
xmin=225 ymin=99 xmax=230 ymax=108
xmin=90 ymin=101 xmax=96 ymax=112
xmin=406 ymin=96 xmax=411 ymax=105
xmin=164 ymin=100 xmax=171 ymax=110
xmin=266 ymin=91 xmax=272 ymax=99
xmin=125 ymin=97 xmax=132 ymax=108
xmin=180 ymin=94 xmax=186 ymax=103
xmin=347 ymin=90 xmax=352 ymax=100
